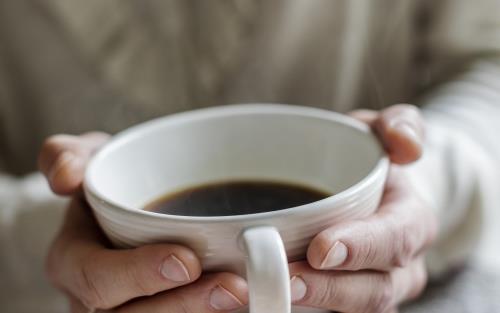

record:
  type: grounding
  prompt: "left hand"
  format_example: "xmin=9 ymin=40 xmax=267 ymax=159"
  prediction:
xmin=289 ymin=104 xmax=438 ymax=313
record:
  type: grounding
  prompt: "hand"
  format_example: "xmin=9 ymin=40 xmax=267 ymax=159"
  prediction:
xmin=289 ymin=105 xmax=438 ymax=313
xmin=39 ymin=132 xmax=248 ymax=312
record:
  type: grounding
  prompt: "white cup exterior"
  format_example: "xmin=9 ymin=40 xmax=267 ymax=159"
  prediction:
xmin=84 ymin=104 xmax=389 ymax=313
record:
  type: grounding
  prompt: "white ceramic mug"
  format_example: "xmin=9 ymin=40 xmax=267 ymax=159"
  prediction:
xmin=84 ymin=104 xmax=389 ymax=313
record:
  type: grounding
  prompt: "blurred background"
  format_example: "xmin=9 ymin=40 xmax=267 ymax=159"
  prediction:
xmin=1 ymin=1 xmax=500 ymax=312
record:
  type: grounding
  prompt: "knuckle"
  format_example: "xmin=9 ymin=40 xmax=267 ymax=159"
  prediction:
xmin=391 ymin=223 xmax=416 ymax=268
xmin=326 ymin=221 xmax=377 ymax=270
xmin=346 ymin=224 xmax=377 ymax=270
xmin=391 ymin=200 xmax=437 ymax=268
xmin=40 ymin=136 xmax=75 ymax=171
xmin=38 ymin=137 xmax=61 ymax=170
xmin=368 ymin=273 xmax=394 ymax=313
xmin=77 ymin=256 xmax=110 ymax=309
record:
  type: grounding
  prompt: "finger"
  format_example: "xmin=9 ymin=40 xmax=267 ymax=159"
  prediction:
xmin=38 ymin=132 xmax=110 ymax=195
xmin=289 ymin=259 xmax=427 ymax=313
xmin=46 ymin=199 xmax=202 ymax=310
xmin=117 ymin=272 xmax=248 ymax=313
xmin=307 ymin=167 xmax=437 ymax=271
xmin=348 ymin=109 xmax=378 ymax=125
xmin=373 ymin=104 xmax=424 ymax=164
xmin=349 ymin=105 xmax=424 ymax=164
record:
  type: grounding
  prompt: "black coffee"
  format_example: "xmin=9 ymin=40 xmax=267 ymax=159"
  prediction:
xmin=144 ymin=180 xmax=330 ymax=216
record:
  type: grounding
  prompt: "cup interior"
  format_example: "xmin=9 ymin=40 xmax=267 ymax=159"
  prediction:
xmin=85 ymin=105 xmax=385 ymax=212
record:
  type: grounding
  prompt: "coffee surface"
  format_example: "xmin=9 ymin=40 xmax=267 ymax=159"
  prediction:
xmin=144 ymin=180 xmax=330 ymax=216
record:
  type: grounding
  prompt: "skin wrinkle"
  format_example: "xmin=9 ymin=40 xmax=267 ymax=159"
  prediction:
xmin=318 ymin=273 xmax=338 ymax=310
xmin=129 ymin=253 xmax=157 ymax=297
xmin=308 ymin=164 xmax=433 ymax=276
xmin=49 ymin=151 xmax=79 ymax=188
xmin=79 ymin=258 xmax=108 ymax=310
xmin=1 ymin=0 xmax=496 ymax=309
xmin=389 ymin=216 xmax=410 ymax=268
xmin=41 ymin=105 xmax=433 ymax=312
xmin=386 ymin=202 xmax=415 ymax=267
xmin=362 ymin=222 xmax=380 ymax=270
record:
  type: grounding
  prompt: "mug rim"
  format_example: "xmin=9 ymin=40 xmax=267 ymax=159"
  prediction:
xmin=84 ymin=103 xmax=389 ymax=223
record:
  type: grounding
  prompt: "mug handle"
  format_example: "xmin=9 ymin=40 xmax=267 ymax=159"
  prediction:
xmin=240 ymin=226 xmax=291 ymax=313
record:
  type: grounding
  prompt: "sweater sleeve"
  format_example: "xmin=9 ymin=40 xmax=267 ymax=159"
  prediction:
xmin=0 ymin=172 xmax=68 ymax=312
xmin=407 ymin=58 xmax=500 ymax=278
xmin=405 ymin=0 xmax=500 ymax=278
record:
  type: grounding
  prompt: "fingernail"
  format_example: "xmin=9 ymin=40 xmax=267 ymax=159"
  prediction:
xmin=48 ymin=151 xmax=76 ymax=181
xmin=209 ymin=285 xmax=244 ymax=311
xmin=320 ymin=241 xmax=348 ymax=269
xmin=393 ymin=122 xmax=421 ymax=145
xmin=291 ymin=276 xmax=307 ymax=302
xmin=160 ymin=255 xmax=190 ymax=282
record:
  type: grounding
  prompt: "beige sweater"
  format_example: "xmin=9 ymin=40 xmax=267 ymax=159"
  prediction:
xmin=1 ymin=1 xmax=500 ymax=312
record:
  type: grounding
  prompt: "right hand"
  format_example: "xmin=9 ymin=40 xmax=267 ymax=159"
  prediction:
xmin=39 ymin=132 xmax=248 ymax=313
